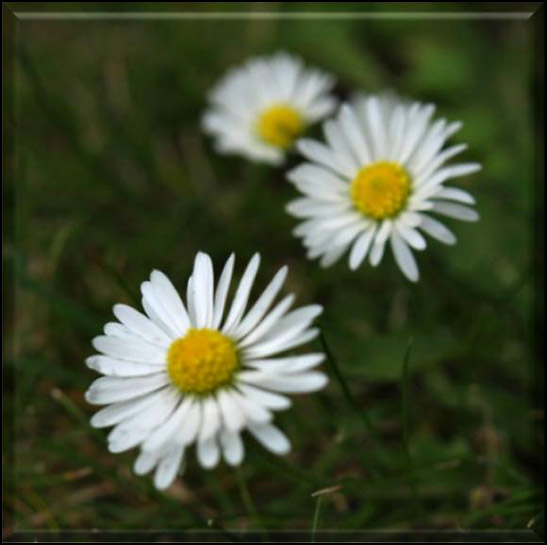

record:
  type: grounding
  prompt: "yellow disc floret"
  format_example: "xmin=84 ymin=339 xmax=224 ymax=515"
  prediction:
xmin=167 ymin=328 xmax=239 ymax=395
xmin=257 ymin=104 xmax=304 ymax=149
xmin=351 ymin=161 xmax=411 ymax=220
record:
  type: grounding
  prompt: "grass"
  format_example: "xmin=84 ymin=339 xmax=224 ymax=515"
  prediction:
xmin=3 ymin=1 xmax=543 ymax=540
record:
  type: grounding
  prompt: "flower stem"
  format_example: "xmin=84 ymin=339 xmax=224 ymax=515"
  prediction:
xmin=401 ymin=337 xmax=424 ymax=523
xmin=319 ymin=328 xmax=387 ymax=476
xmin=310 ymin=496 xmax=323 ymax=542
xmin=235 ymin=465 xmax=259 ymax=525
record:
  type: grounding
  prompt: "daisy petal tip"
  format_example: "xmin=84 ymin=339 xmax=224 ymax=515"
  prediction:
xmin=312 ymin=373 xmax=329 ymax=391
xmin=154 ymin=476 xmax=174 ymax=491
xmin=149 ymin=269 xmax=167 ymax=284
xmin=278 ymin=441 xmax=291 ymax=456
xmin=107 ymin=441 xmax=124 ymax=454
xmin=225 ymin=457 xmax=243 ymax=468
xmin=406 ymin=270 xmax=420 ymax=283
xmin=90 ymin=337 xmax=100 ymax=351
xmin=112 ymin=303 xmax=126 ymax=316
xmin=85 ymin=356 xmax=98 ymax=371
xmin=89 ymin=415 xmax=103 ymax=429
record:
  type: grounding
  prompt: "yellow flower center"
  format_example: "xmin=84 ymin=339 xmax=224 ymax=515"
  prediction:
xmin=350 ymin=161 xmax=411 ymax=220
xmin=167 ymin=328 xmax=239 ymax=395
xmin=257 ymin=104 xmax=304 ymax=149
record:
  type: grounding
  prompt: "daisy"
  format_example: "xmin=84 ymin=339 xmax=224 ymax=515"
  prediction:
xmin=202 ymin=51 xmax=337 ymax=165
xmin=286 ymin=93 xmax=481 ymax=282
xmin=85 ymin=252 xmax=327 ymax=490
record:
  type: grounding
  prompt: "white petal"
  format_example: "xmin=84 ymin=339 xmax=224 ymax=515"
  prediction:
xmin=198 ymin=397 xmax=221 ymax=442
xmin=286 ymin=163 xmax=349 ymax=195
xmin=243 ymin=328 xmax=319 ymax=359
xmin=319 ymin=243 xmax=350 ymax=268
xmin=186 ymin=275 xmax=197 ymax=326
xmin=230 ymin=389 xmax=272 ymax=424
xmin=239 ymin=370 xmax=328 ymax=393
xmin=398 ymin=211 xmax=422 ymax=229
xmin=149 ymin=270 xmax=191 ymax=333
xmin=432 ymin=202 xmax=479 ymax=222
xmin=395 ymin=223 xmax=427 ymax=251
xmin=141 ymin=396 xmax=192 ymax=452
xmin=219 ymin=429 xmax=244 ymax=466
xmin=249 ymin=304 xmax=323 ymax=348
xmin=419 ymin=163 xmax=481 ymax=191
xmin=90 ymin=388 xmax=174 ymax=428
xmin=398 ymin=104 xmax=435 ymax=164
xmin=92 ymin=335 xmax=166 ymax=364
xmin=212 ymin=254 xmax=235 ymax=329
xmin=418 ymin=214 xmax=457 ymax=245
xmin=414 ymin=143 xmax=467 ymax=183
xmin=338 ymin=103 xmax=372 ymax=165
xmin=375 ymin=220 xmax=393 ymax=247
xmin=103 ymin=322 xmax=135 ymax=340
xmin=247 ymin=422 xmax=291 ymax=455
xmin=134 ymin=446 xmax=169 ymax=476
xmin=222 ymin=254 xmax=261 ymax=334
xmin=154 ymin=444 xmax=185 ymax=490
xmin=349 ymin=225 xmax=376 ymax=270
xmin=197 ymin=436 xmax=220 ymax=469
xmin=141 ymin=281 xmax=182 ymax=338
xmin=286 ymin=198 xmax=351 ymax=219
xmin=174 ymin=398 xmax=202 ymax=446
xmin=387 ymin=104 xmax=406 ymax=159
xmin=236 ymin=383 xmax=292 ymax=411
xmin=245 ymin=353 xmax=325 ymax=373
xmin=217 ymin=389 xmax=246 ymax=433
xmin=323 ymin=119 xmax=359 ymax=176
xmin=107 ymin=387 xmax=180 ymax=453
xmin=192 ymin=252 xmax=215 ymax=328
xmin=141 ymin=295 xmax=177 ymax=340
xmin=85 ymin=374 xmax=170 ymax=405
xmin=239 ymin=294 xmax=295 ymax=348
xmin=329 ymin=219 xmax=368 ymax=248
xmin=434 ymin=187 xmax=476 ymax=205
xmin=390 ymin=231 xmax=419 ymax=282
xmin=86 ymin=355 xmax=162 ymax=377
xmin=407 ymin=118 xmax=447 ymax=173
xmin=369 ymin=238 xmax=387 ymax=267
xmin=365 ymin=96 xmax=388 ymax=159
xmin=296 ymin=138 xmax=350 ymax=178
xmin=233 ymin=265 xmax=288 ymax=340
xmin=113 ymin=304 xmax=171 ymax=348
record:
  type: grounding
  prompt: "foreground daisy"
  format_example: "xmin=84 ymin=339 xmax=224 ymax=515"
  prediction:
xmin=202 ymin=52 xmax=337 ymax=165
xmin=85 ymin=253 xmax=327 ymax=489
xmin=286 ymin=93 xmax=481 ymax=281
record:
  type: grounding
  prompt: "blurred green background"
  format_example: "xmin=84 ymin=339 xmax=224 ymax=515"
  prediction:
xmin=3 ymin=2 xmax=544 ymax=539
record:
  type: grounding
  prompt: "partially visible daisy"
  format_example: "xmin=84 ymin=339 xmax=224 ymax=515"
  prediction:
xmin=286 ymin=93 xmax=481 ymax=281
xmin=85 ymin=252 xmax=327 ymax=490
xmin=202 ymin=52 xmax=337 ymax=165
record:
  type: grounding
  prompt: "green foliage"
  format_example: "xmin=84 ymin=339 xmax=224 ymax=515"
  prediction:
xmin=4 ymin=2 xmax=542 ymax=538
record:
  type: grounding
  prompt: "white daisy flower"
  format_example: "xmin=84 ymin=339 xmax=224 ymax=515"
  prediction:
xmin=85 ymin=252 xmax=327 ymax=490
xmin=286 ymin=93 xmax=481 ymax=282
xmin=202 ymin=52 xmax=337 ymax=165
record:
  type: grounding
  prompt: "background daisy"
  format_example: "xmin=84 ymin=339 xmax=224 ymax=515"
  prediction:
xmin=202 ymin=51 xmax=337 ymax=165
xmin=286 ymin=93 xmax=482 ymax=281
xmin=85 ymin=252 xmax=327 ymax=490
